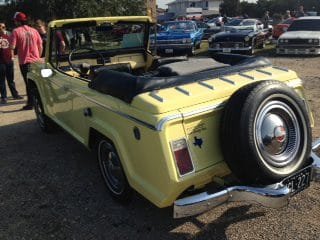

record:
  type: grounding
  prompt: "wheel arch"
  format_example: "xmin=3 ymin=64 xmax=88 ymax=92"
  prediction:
xmin=28 ymin=78 xmax=38 ymax=91
xmin=88 ymin=126 xmax=134 ymax=183
xmin=27 ymin=78 xmax=49 ymax=115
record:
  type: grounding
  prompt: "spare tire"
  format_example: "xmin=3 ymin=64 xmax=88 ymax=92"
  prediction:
xmin=221 ymin=80 xmax=312 ymax=184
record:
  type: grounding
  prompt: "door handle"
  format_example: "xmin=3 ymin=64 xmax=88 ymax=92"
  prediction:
xmin=83 ymin=108 xmax=92 ymax=117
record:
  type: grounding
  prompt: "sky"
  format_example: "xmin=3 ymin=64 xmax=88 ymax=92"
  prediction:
xmin=158 ymin=0 xmax=171 ymax=9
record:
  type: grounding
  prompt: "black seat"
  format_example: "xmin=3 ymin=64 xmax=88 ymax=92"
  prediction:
xmin=89 ymin=63 xmax=132 ymax=80
xmin=88 ymin=56 xmax=272 ymax=103
xmin=157 ymin=58 xmax=229 ymax=77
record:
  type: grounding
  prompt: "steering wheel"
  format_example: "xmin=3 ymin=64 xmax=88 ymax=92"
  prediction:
xmin=68 ymin=47 xmax=106 ymax=76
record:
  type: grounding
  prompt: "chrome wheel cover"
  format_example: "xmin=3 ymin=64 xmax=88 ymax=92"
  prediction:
xmin=255 ymin=100 xmax=301 ymax=169
xmin=98 ymin=141 xmax=125 ymax=195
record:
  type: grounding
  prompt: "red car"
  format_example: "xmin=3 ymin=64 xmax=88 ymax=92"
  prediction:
xmin=273 ymin=18 xmax=296 ymax=39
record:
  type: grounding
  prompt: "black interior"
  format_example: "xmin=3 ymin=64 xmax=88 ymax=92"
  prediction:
xmin=88 ymin=54 xmax=272 ymax=103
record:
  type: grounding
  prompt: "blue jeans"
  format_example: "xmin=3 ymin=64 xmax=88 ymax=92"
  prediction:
xmin=0 ymin=62 xmax=19 ymax=99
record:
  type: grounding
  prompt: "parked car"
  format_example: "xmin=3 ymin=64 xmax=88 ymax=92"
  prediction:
xmin=273 ymin=18 xmax=296 ymax=39
xmin=277 ymin=16 xmax=320 ymax=55
xmin=206 ymin=16 xmax=223 ymax=28
xmin=208 ymin=26 xmax=266 ymax=55
xmin=224 ymin=18 xmax=264 ymax=31
xmin=196 ymin=21 xmax=221 ymax=40
xmin=28 ymin=16 xmax=320 ymax=218
xmin=150 ymin=20 xmax=203 ymax=56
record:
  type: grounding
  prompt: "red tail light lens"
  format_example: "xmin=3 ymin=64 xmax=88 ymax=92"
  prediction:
xmin=171 ymin=139 xmax=194 ymax=176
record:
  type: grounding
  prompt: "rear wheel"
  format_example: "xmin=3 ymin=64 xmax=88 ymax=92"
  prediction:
xmin=221 ymin=81 xmax=312 ymax=184
xmin=97 ymin=139 xmax=133 ymax=203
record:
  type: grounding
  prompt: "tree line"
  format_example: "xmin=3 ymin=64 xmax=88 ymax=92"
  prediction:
xmin=221 ymin=0 xmax=320 ymax=19
xmin=0 ymin=0 xmax=145 ymax=27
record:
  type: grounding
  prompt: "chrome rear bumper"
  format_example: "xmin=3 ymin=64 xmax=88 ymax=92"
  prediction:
xmin=174 ymin=138 xmax=320 ymax=218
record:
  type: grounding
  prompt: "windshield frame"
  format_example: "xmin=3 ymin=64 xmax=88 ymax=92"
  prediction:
xmin=48 ymin=20 xmax=150 ymax=69
xmin=161 ymin=21 xmax=197 ymax=32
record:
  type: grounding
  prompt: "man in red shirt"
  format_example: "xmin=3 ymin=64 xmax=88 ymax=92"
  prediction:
xmin=0 ymin=22 xmax=22 ymax=104
xmin=10 ymin=12 xmax=43 ymax=110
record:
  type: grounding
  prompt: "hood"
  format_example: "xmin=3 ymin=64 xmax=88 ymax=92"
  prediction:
xmin=152 ymin=31 xmax=193 ymax=41
xmin=280 ymin=31 xmax=320 ymax=39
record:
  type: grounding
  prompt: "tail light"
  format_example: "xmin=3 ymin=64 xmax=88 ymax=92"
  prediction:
xmin=171 ymin=139 xmax=194 ymax=177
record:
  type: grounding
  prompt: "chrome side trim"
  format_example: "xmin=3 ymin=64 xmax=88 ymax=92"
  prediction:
xmin=155 ymin=102 xmax=225 ymax=131
xmin=156 ymin=113 xmax=183 ymax=131
xmin=219 ymin=76 xmax=236 ymax=85
xmin=175 ymin=86 xmax=190 ymax=96
xmin=69 ymin=89 xmax=157 ymax=131
xmin=71 ymin=88 xmax=225 ymax=132
xmin=239 ymin=72 xmax=255 ymax=80
xmin=182 ymin=102 xmax=225 ymax=118
xmin=149 ymin=91 xmax=164 ymax=102
xmin=198 ymin=81 xmax=214 ymax=90
xmin=256 ymin=69 xmax=273 ymax=76
xmin=174 ymin=183 xmax=290 ymax=218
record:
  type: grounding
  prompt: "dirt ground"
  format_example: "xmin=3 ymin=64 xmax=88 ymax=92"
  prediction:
xmin=0 ymin=55 xmax=319 ymax=240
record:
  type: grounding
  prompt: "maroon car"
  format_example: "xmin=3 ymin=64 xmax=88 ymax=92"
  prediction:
xmin=273 ymin=18 xmax=296 ymax=39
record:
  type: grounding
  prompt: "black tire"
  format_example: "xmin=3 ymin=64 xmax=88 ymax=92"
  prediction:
xmin=187 ymin=45 xmax=196 ymax=56
xmin=97 ymin=139 xmax=133 ymax=203
xmin=33 ymin=89 xmax=56 ymax=133
xmin=221 ymin=80 xmax=312 ymax=184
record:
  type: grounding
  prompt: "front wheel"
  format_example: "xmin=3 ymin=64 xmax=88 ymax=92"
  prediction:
xmin=187 ymin=45 xmax=196 ymax=56
xmin=97 ymin=139 xmax=133 ymax=203
xmin=33 ymin=89 xmax=56 ymax=133
xmin=246 ymin=47 xmax=255 ymax=55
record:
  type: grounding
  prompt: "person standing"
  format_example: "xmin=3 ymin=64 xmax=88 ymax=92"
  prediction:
xmin=295 ymin=5 xmax=306 ymax=18
xmin=0 ymin=22 xmax=22 ymax=104
xmin=284 ymin=10 xmax=292 ymax=19
xmin=35 ymin=19 xmax=47 ymax=58
xmin=263 ymin=11 xmax=270 ymax=29
xmin=10 ymin=12 xmax=43 ymax=110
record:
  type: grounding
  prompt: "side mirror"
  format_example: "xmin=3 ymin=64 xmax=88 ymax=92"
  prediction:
xmin=41 ymin=69 xmax=53 ymax=78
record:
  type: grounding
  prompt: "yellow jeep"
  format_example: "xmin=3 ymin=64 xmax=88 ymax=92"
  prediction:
xmin=28 ymin=16 xmax=320 ymax=218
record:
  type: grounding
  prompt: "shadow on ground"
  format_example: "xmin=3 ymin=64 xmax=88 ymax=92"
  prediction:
xmin=0 ymin=119 xmax=266 ymax=239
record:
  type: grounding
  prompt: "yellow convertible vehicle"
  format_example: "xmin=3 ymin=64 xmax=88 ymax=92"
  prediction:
xmin=28 ymin=16 xmax=320 ymax=218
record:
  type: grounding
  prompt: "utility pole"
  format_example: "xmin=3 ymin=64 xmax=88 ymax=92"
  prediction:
xmin=145 ymin=0 xmax=158 ymax=55
xmin=146 ymin=0 xmax=157 ymax=22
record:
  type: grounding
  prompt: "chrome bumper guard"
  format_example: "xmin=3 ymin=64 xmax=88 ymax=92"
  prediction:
xmin=174 ymin=138 xmax=320 ymax=219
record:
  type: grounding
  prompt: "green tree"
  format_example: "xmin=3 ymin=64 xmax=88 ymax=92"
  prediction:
xmin=220 ymin=0 xmax=241 ymax=16
xmin=0 ymin=0 xmax=145 ymax=27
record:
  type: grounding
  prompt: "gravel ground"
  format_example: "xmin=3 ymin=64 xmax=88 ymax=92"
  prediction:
xmin=0 ymin=55 xmax=319 ymax=240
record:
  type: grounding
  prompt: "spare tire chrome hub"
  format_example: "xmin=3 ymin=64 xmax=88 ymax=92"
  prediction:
xmin=256 ymin=101 xmax=300 ymax=168
xmin=261 ymin=114 xmax=288 ymax=155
